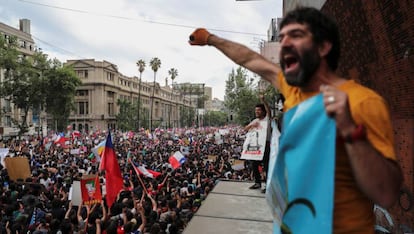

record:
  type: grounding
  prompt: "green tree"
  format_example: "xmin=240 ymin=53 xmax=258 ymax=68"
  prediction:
xmin=136 ymin=59 xmax=146 ymax=130
xmin=167 ymin=68 xmax=178 ymax=128
xmin=1 ymin=36 xmax=81 ymax=134
xmin=224 ymin=67 xmax=258 ymax=125
xmin=44 ymin=59 xmax=81 ymax=131
xmin=1 ymin=52 xmax=46 ymax=135
xmin=0 ymin=36 xmax=19 ymax=76
xmin=168 ymin=68 xmax=178 ymax=86
xmin=149 ymin=57 xmax=161 ymax=130
xmin=116 ymin=99 xmax=136 ymax=131
xmin=204 ymin=110 xmax=227 ymax=127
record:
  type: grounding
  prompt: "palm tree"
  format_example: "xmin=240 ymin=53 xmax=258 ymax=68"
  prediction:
xmin=149 ymin=57 xmax=161 ymax=131
xmin=168 ymin=68 xmax=178 ymax=87
xmin=168 ymin=68 xmax=178 ymax=128
xmin=136 ymin=59 xmax=146 ymax=130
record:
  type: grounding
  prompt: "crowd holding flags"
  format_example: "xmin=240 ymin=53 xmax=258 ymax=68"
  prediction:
xmin=1 ymin=126 xmax=213 ymax=209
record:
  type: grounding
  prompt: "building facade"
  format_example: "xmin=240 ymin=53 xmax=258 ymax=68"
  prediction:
xmin=65 ymin=59 xmax=207 ymax=132
xmin=0 ymin=19 xmax=40 ymax=138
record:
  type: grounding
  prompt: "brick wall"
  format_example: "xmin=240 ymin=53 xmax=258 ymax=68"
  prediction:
xmin=322 ymin=0 xmax=414 ymax=230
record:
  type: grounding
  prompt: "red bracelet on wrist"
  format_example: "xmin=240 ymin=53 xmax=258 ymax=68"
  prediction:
xmin=344 ymin=124 xmax=366 ymax=143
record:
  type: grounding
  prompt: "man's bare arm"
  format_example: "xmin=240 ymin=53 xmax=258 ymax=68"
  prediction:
xmin=189 ymin=28 xmax=281 ymax=90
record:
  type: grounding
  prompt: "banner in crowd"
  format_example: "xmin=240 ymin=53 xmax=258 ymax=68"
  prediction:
xmin=241 ymin=118 xmax=268 ymax=161
xmin=5 ymin=157 xmax=31 ymax=181
xmin=0 ymin=148 xmax=9 ymax=167
xmin=70 ymin=180 xmax=82 ymax=206
xmin=81 ymin=175 xmax=102 ymax=205
xmin=231 ymin=159 xmax=245 ymax=171
xmin=267 ymin=95 xmax=336 ymax=234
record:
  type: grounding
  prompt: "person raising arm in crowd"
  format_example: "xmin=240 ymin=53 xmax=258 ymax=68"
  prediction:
xmin=189 ymin=6 xmax=402 ymax=233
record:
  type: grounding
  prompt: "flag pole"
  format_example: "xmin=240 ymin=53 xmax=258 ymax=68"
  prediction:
xmin=128 ymin=158 xmax=148 ymax=195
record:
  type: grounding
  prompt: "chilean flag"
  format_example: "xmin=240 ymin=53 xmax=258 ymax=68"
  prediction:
xmin=168 ymin=151 xmax=186 ymax=169
xmin=54 ymin=133 xmax=68 ymax=146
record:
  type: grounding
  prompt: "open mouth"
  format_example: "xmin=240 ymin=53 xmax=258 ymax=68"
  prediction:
xmin=283 ymin=55 xmax=299 ymax=74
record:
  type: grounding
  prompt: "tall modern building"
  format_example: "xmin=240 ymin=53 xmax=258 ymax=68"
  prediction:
xmin=0 ymin=19 xmax=39 ymax=138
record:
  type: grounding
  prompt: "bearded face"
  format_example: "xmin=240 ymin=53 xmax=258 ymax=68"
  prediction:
xmin=280 ymin=44 xmax=321 ymax=87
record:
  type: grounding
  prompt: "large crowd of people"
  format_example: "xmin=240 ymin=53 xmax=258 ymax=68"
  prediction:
xmin=0 ymin=127 xmax=257 ymax=234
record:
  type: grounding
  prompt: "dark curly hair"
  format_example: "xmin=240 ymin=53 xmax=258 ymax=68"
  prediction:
xmin=280 ymin=6 xmax=340 ymax=71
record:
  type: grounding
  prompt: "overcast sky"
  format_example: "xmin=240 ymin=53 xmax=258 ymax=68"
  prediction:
xmin=1 ymin=0 xmax=282 ymax=100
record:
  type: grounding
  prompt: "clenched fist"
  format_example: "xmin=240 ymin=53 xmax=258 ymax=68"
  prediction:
xmin=189 ymin=28 xmax=212 ymax=46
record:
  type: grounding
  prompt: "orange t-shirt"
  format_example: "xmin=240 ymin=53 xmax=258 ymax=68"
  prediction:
xmin=276 ymin=72 xmax=396 ymax=234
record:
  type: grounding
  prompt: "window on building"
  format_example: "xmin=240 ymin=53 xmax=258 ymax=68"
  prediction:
xmin=78 ymin=102 xmax=89 ymax=115
xmin=4 ymin=100 xmax=11 ymax=112
xmin=107 ymin=72 xmax=114 ymax=81
xmin=107 ymin=91 xmax=115 ymax=98
xmin=5 ymin=116 xmax=11 ymax=127
xmin=108 ymin=103 xmax=114 ymax=116
xmin=76 ymin=70 xmax=89 ymax=79
xmin=76 ymin=90 xmax=89 ymax=96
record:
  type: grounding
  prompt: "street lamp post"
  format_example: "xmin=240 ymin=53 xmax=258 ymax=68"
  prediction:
xmin=137 ymin=75 xmax=142 ymax=130
xmin=150 ymin=76 xmax=155 ymax=131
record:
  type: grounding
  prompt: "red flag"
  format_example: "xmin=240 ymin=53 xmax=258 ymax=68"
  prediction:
xmin=101 ymin=131 xmax=123 ymax=208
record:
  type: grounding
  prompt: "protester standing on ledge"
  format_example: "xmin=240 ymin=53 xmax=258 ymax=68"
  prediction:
xmin=189 ymin=6 xmax=402 ymax=233
xmin=244 ymin=94 xmax=271 ymax=193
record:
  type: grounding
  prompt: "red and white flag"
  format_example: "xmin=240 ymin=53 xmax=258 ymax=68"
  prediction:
xmin=54 ymin=134 xmax=68 ymax=146
xmin=137 ymin=165 xmax=161 ymax=179
xmin=129 ymin=159 xmax=161 ymax=179
xmin=72 ymin=130 xmax=81 ymax=138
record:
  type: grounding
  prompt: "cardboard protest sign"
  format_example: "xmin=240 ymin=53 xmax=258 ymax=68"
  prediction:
xmin=70 ymin=181 xmax=82 ymax=206
xmin=231 ymin=159 xmax=245 ymax=171
xmin=207 ymin=155 xmax=218 ymax=162
xmin=5 ymin=157 xmax=31 ymax=181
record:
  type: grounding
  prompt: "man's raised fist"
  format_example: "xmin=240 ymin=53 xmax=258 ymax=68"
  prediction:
xmin=189 ymin=28 xmax=211 ymax=46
